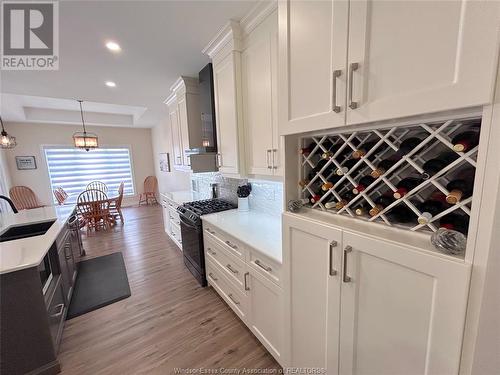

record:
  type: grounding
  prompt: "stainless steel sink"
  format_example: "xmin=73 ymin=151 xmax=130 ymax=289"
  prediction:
xmin=0 ymin=220 xmax=56 ymax=242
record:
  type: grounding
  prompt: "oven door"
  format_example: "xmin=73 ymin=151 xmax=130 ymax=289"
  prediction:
xmin=179 ymin=216 xmax=205 ymax=280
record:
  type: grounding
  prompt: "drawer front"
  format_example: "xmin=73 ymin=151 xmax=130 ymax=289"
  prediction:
xmin=205 ymin=237 xmax=247 ymax=291
xmin=171 ymin=222 xmax=182 ymax=245
xmin=206 ymin=260 xmax=248 ymax=322
xmin=248 ymin=250 xmax=282 ymax=286
xmin=168 ymin=207 xmax=180 ymax=225
xmin=203 ymin=224 xmax=245 ymax=259
xmin=47 ymin=278 xmax=66 ymax=352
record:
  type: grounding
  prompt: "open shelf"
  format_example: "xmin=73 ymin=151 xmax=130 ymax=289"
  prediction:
xmin=299 ymin=117 xmax=480 ymax=236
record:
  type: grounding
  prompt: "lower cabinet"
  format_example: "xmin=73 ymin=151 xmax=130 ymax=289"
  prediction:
xmin=57 ymin=232 xmax=76 ymax=304
xmin=47 ymin=276 xmax=66 ymax=351
xmin=284 ymin=214 xmax=471 ymax=374
xmin=161 ymin=195 xmax=182 ymax=249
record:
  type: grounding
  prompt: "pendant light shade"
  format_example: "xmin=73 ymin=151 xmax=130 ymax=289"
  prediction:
xmin=0 ymin=116 xmax=17 ymax=149
xmin=73 ymin=100 xmax=98 ymax=151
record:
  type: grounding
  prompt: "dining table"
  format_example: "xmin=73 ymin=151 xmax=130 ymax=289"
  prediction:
xmin=72 ymin=191 xmax=121 ymax=231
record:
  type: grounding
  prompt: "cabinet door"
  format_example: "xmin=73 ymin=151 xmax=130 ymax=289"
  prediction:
xmin=339 ymin=231 xmax=471 ymax=375
xmin=213 ymin=53 xmax=241 ymax=175
xmin=169 ymin=106 xmax=183 ymax=166
xmin=347 ymin=0 xmax=500 ymax=125
xmin=283 ymin=214 xmax=342 ymax=372
xmin=177 ymin=95 xmax=191 ymax=167
xmin=247 ymin=269 xmax=284 ymax=364
xmin=278 ymin=0 xmax=349 ymax=135
xmin=57 ymin=245 xmax=71 ymax=304
xmin=242 ymin=16 xmax=275 ymax=176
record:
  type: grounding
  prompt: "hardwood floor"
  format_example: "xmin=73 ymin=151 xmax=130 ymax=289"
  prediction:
xmin=59 ymin=205 xmax=280 ymax=374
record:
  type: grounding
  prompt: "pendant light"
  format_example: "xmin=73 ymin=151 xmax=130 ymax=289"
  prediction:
xmin=0 ymin=116 xmax=17 ymax=149
xmin=73 ymin=100 xmax=98 ymax=151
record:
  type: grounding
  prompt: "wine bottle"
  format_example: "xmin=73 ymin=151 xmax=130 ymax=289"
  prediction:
xmin=325 ymin=191 xmax=355 ymax=210
xmin=354 ymin=204 xmax=368 ymax=216
xmin=369 ymin=194 xmax=395 ymax=217
xmin=393 ymin=177 xmax=423 ymax=199
xmin=352 ymin=175 xmax=376 ymax=195
xmin=386 ymin=205 xmax=415 ymax=224
xmin=321 ymin=175 xmax=341 ymax=191
xmin=312 ymin=159 xmax=328 ymax=173
xmin=452 ymin=129 xmax=480 ymax=152
xmin=322 ymin=144 xmax=351 ymax=160
xmin=446 ymin=168 xmax=475 ymax=204
xmin=352 ymin=141 xmax=378 ymax=159
xmin=439 ymin=213 xmax=470 ymax=235
xmin=309 ymin=189 xmax=327 ymax=204
xmin=398 ymin=136 xmax=424 ymax=155
xmin=335 ymin=158 xmax=358 ymax=176
xmin=416 ymin=200 xmax=445 ymax=224
xmin=370 ymin=157 xmax=399 ymax=178
xmin=300 ymin=142 xmax=317 ymax=156
xmin=421 ymin=151 xmax=458 ymax=179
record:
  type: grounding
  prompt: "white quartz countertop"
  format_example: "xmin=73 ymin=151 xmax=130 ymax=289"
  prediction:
xmin=161 ymin=190 xmax=193 ymax=205
xmin=202 ymin=209 xmax=282 ymax=264
xmin=0 ymin=205 xmax=76 ymax=274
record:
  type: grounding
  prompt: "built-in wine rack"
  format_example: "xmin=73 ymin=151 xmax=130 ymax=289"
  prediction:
xmin=299 ymin=117 xmax=480 ymax=235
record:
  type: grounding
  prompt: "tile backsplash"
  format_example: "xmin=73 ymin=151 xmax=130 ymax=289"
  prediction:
xmin=190 ymin=172 xmax=283 ymax=217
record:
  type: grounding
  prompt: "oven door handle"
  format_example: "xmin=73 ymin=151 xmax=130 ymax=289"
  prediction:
xmin=179 ymin=216 xmax=199 ymax=230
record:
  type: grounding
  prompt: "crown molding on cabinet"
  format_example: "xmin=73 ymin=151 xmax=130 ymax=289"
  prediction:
xmin=202 ymin=20 xmax=243 ymax=60
xmin=164 ymin=92 xmax=177 ymax=106
xmin=169 ymin=76 xmax=199 ymax=96
xmin=240 ymin=0 xmax=277 ymax=36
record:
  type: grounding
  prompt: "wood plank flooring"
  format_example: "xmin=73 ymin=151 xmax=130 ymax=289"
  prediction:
xmin=58 ymin=205 xmax=280 ymax=374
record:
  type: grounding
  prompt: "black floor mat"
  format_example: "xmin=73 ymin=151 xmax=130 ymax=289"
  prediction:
xmin=67 ymin=252 xmax=131 ymax=319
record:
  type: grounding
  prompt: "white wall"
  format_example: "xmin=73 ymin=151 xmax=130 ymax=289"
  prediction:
xmin=151 ymin=116 xmax=191 ymax=194
xmin=0 ymin=150 xmax=13 ymax=212
xmin=3 ymin=122 xmax=155 ymax=206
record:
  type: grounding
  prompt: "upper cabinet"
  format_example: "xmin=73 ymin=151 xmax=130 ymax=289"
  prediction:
xmin=241 ymin=5 xmax=282 ymax=177
xmin=279 ymin=0 xmax=500 ymax=135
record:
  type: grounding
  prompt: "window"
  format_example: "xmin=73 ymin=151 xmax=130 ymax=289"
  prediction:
xmin=44 ymin=147 xmax=135 ymax=202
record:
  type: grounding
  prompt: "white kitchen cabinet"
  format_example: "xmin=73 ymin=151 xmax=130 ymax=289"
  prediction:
xmin=284 ymin=215 xmax=342 ymax=373
xmin=166 ymin=96 xmax=183 ymax=167
xmin=242 ymin=9 xmax=282 ymax=177
xmin=283 ymin=213 xmax=472 ymax=373
xmin=247 ymin=268 xmax=284 ymax=363
xmin=278 ymin=0 xmax=500 ymax=134
xmin=278 ymin=0 xmax=349 ymax=135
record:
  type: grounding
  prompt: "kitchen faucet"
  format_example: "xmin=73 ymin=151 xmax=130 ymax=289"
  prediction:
xmin=0 ymin=195 xmax=18 ymax=213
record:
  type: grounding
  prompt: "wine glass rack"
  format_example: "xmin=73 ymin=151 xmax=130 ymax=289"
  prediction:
xmin=299 ymin=117 xmax=481 ymax=235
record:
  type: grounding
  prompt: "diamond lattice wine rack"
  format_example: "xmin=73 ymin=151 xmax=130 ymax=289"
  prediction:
xmin=299 ymin=117 xmax=481 ymax=235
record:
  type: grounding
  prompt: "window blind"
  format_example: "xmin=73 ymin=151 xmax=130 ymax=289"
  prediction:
xmin=44 ymin=147 xmax=135 ymax=202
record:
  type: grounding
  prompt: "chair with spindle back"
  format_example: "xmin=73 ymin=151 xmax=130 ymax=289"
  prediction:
xmin=138 ymin=176 xmax=158 ymax=205
xmin=77 ymin=189 xmax=111 ymax=233
xmin=9 ymin=186 xmax=43 ymax=211
xmin=53 ymin=187 xmax=68 ymax=205
xmin=86 ymin=181 xmax=108 ymax=193
xmin=109 ymin=181 xmax=125 ymax=223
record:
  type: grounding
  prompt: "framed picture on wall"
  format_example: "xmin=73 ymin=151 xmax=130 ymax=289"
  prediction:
xmin=159 ymin=153 xmax=170 ymax=172
xmin=15 ymin=156 xmax=37 ymax=170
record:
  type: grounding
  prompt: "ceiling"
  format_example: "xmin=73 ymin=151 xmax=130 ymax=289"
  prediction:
xmin=0 ymin=0 xmax=257 ymax=128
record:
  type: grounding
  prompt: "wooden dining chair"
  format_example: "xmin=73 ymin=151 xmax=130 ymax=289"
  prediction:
xmin=139 ymin=176 xmax=158 ymax=205
xmin=77 ymin=189 xmax=112 ymax=233
xmin=86 ymin=181 xmax=108 ymax=193
xmin=53 ymin=187 xmax=68 ymax=205
xmin=109 ymin=181 xmax=125 ymax=223
xmin=9 ymin=186 xmax=43 ymax=211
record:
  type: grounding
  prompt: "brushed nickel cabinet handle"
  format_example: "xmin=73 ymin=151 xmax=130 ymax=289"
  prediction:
xmin=348 ymin=63 xmax=359 ymax=110
xmin=216 ymin=153 xmax=222 ymax=167
xmin=51 ymin=303 xmax=65 ymax=318
xmin=272 ymin=149 xmax=278 ymax=169
xmin=343 ymin=246 xmax=352 ymax=282
xmin=244 ymin=272 xmax=250 ymax=291
xmin=255 ymin=259 xmax=272 ymax=272
xmin=225 ymin=240 xmax=238 ymax=249
xmin=228 ymin=293 xmax=240 ymax=305
xmin=206 ymin=228 xmax=215 ymax=235
xmin=208 ymin=272 xmax=218 ymax=281
xmin=267 ymin=149 xmax=272 ymax=169
xmin=226 ymin=264 xmax=239 ymax=274
xmin=332 ymin=69 xmax=342 ymax=113
xmin=207 ymin=247 xmax=216 ymax=256
xmin=329 ymin=240 xmax=338 ymax=276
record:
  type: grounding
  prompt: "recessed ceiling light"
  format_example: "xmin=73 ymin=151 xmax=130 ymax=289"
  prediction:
xmin=105 ymin=41 xmax=121 ymax=52
xmin=105 ymin=81 xmax=116 ymax=87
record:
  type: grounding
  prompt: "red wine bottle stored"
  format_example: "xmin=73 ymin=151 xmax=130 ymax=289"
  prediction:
xmin=369 ymin=194 xmax=396 ymax=217
xmin=312 ymin=159 xmax=328 ymax=173
xmin=452 ymin=129 xmax=480 ymax=152
xmin=439 ymin=213 xmax=470 ymax=235
xmin=352 ymin=141 xmax=378 ymax=159
xmin=393 ymin=177 xmax=423 ymax=199
xmin=416 ymin=200 xmax=445 ymax=224
xmin=371 ymin=157 xmax=399 ymax=178
xmin=421 ymin=151 xmax=458 ymax=179
xmin=398 ymin=136 xmax=424 ymax=155
xmin=386 ymin=205 xmax=415 ymax=224
xmin=325 ymin=191 xmax=355 ymax=210
xmin=335 ymin=158 xmax=358 ymax=175
xmin=300 ymin=142 xmax=317 ymax=156
xmin=446 ymin=168 xmax=475 ymax=204
xmin=352 ymin=175 xmax=376 ymax=195
xmin=309 ymin=189 xmax=327 ymax=204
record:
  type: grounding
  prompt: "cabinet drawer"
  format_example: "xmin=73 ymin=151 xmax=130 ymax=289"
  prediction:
xmin=47 ymin=277 xmax=66 ymax=352
xmin=205 ymin=237 xmax=247 ymax=291
xmin=171 ymin=223 xmax=182 ymax=245
xmin=168 ymin=206 xmax=180 ymax=224
xmin=203 ymin=224 xmax=245 ymax=259
xmin=206 ymin=260 xmax=249 ymax=322
xmin=248 ymin=249 xmax=282 ymax=286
